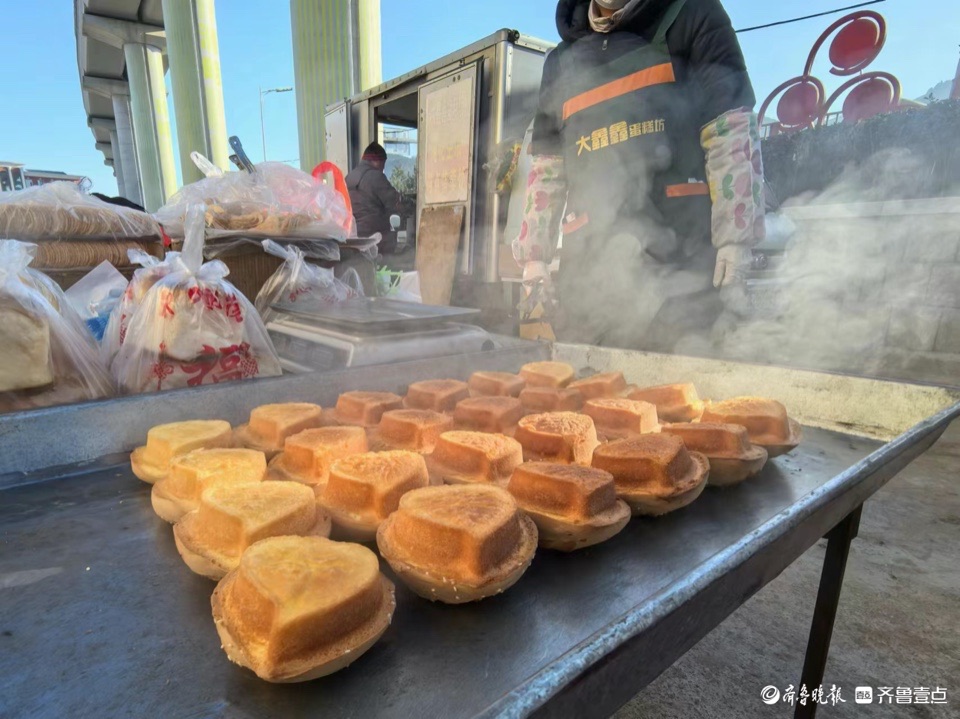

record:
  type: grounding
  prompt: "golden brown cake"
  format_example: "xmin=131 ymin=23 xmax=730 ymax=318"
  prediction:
xmin=626 ymin=383 xmax=705 ymax=423
xmin=320 ymin=451 xmax=430 ymax=541
xmin=333 ymin=391 xmax=403 ymax=427
xmin=583 ymin=398 xmax=660 ymax=440
xmin=267 ymin=426 xmax=369 ymax=492
xmin=453 ymin=396 xmax=524 ymax=435
xmin=174 ymin=482 xmax=331 ymax=580
xmin=403 ymin=379 xmax=469 ymax=413
xmin=661 ymin=422 xmax=768 ymax=486
xmin=507 ymin=463 xmax=630 ymax=551
xmin=130 ymin=420 xmax=233 ymax=484
xmin=518 ymin=361 xmax=576 ymax=388
xmin=514 ymin=412 xmax=599 ymax=465
xmin=376 ymin=484 xmax=538 ymax=603
xmin=151 ymin=448 xmax=267 ymax=523
xmin=699 ymin=397 xmax=802 ymax=458
xmin=367 ymin=409 xmax=454 ymax=453
xmin=426 ymin=431 xmax=524 ymax=486
xmin=211 ymin=536 xmax=395 ymax=682
xmin=467 ymin=371 xmax=525 ymax=397
xmin=518 ymin=386 xmax=584 ymax=414
xmin=568 ymin=372 xmax=628 ymax=400
xmin=591 ymin=435 xmax=709 ymax=516
xmin=235 ymin=403 xmax=325 ymax=458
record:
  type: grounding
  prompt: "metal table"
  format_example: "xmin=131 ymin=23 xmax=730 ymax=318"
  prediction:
xmin=1 ymin=344 xmax=958 ymax=719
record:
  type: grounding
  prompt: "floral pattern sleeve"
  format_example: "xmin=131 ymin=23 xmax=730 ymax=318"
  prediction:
xmin=511 ymin=154 xmax=567 ymax=265
xmin=701 ymin=108 xmax=766 ymax=249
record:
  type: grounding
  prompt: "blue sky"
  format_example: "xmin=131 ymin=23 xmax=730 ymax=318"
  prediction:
xmin=2 ymin=0 xmax=957 ymax=196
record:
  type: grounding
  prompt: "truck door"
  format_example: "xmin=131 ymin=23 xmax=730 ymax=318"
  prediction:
xmin=417 ymin=63 xmax=480 ymax=276
xmin=324 ymin=101 xmax=352 ymax=174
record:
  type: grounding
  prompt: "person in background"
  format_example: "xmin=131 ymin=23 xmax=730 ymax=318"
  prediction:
xmin=514 ymin=0 xmax=765 ymax=350
xmin=346 ymin=142 xmax=402 ymax=252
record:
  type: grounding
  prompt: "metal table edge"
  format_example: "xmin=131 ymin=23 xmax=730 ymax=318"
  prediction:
xmin=480 ymin=400 xmax=960 ymax=719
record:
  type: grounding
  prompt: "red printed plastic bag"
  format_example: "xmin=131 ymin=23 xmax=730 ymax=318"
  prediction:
xmin=112 ymin=207 xmax=282 ymax=394
xmin=0 ymin=240 xmax=114 ymax=412
xmin=101 ymin=249 xmax=182 ymax=367
xmin=255 ymin=240 xmax=363 ymax=323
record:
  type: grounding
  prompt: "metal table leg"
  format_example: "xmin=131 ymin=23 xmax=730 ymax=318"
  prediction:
xmin=795 ymin=505 xmax=863 ymax=719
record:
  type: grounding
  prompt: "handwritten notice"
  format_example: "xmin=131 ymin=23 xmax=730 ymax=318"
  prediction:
xmin=423 ymin=77 xmax=474 ymax=205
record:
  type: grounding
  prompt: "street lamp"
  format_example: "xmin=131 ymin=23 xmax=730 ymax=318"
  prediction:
xmin=259 ymin=86 xmax=294 ymax=161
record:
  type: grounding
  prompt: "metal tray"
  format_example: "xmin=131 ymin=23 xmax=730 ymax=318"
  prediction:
xmin=1 ymin=346 xmax=957 ymax=718
xmin=272 ymin=297 xmax=481 ymax=333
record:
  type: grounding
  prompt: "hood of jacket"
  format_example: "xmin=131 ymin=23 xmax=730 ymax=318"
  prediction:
xmin=555 ymin=0 xmax=673 ymax=43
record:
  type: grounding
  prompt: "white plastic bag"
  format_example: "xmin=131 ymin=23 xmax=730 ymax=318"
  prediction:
xmin=64 ymin=261 xmax=128 ymax=341
xmin=255 ymin=240 xmax=363 ymax=323
xmin=155 ymin=162 xmax=352 ymax=241
xmin=101 ymin=249 xmax=182 ymax=366
xmin=112 ymin=207 xmax=282 ymax=394
xmin=0 ymin=240 xmax=113 ymax=412
xmin=0 ymin=181 xmax=161 ymax=240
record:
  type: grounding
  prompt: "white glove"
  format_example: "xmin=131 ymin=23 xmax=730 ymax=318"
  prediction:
xmin=713 ymin=245 xmax=752 ymax=288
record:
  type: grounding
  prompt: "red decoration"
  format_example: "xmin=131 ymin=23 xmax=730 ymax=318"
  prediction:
xmin=758 ymin=11 xmax=902 ymax=136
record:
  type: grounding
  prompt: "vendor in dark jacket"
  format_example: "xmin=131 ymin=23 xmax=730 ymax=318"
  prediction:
xmin=346 ymin=142 xmax=401 ymax=248
xmin=514 ymin=0 xmax=765 ymax=350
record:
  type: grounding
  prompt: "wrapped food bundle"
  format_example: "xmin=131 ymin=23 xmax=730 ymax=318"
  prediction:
xmin=0 ymin=182 xmax=161 ymax=241
xmin=0 ymin=240 xmax=113 ymax=412
xmin=112 ymin=207 xmax=282 ymax=394
xmin=101 ymin=249 xmax=182 ymax=367
xmin=155 ymin=162 xmax=353 ymax=241
xmin=255 ymin=240 xmax=363 ymax=323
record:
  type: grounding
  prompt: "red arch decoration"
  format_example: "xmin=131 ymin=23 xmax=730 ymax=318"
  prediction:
xmin=759 ymin=10 xmax=901 ymax=134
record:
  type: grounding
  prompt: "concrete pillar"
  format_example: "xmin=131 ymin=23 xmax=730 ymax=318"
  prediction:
xmin=290 ymin=0 xmax=382 ymax=170
xmin=109 ymin=130 xmax=126 ymax=199
xmin=112 ymin=94 xmax=144 ymax=206
xmin=356 ymin=0 xmax=382 ymax=91
xmin=161 ymin=0 xmax=230 ymax=185
xmin=125 ymin=42 xmax=178 ymax=211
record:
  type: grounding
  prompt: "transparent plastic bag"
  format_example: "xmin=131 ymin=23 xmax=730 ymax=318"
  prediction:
xmin=100 ymin=249 xmax=183 ymax=366
xmin=0 ymin=181 xmax=161 ymax=240
xmin=256 ymin=240 xmax=363 ymax=323
xmin=112 ymin=207 xmax=282 ymax=394
xmin=201 ymin=236 xmax=341 ymax=262
xmin=0 ymin=239 xmax=114 ymax=412
xmin=155 ymin=162 xmax=352 ymax=241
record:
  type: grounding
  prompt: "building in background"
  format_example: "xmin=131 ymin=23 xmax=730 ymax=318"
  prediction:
xmin=0 ymin=162 xmax=88 ymax=192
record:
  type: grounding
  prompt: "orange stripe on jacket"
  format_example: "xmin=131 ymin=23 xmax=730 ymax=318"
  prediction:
xmin=665 ymin=182 xmax=709 ymax=198
xmin=562 ymin=63 xmax=676 ymax=121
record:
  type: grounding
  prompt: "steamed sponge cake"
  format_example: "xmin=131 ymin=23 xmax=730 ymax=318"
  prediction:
xmin=591 ymin=434 xmax=709 ymax=516
xmin=237 ymin=403 xmax=324 ymax=455
xmin=320 ymin=451 xmax=430 ymax=541
xmin=174 ymin=482 xmax=331 ymax=579
xmin=568 ymin=372 xmax=627 ymax=399
xmin=627 ymin=383 xmax=704 ymax=422
xmin=661 ymin=422 xmax=768 ymax=486
xmin=334 ymin=391 xmax=403 ymax=427
xmin=519 ymin=386 xmax=584 ymax=413
xmin=370 ymin=409 xmax=453 ymax=452
xmin=514 ymin=412 xmax=599 ymax=465
xmin=519 ymin=361 xmax=575 ymax=388
xmin=467 ymin=371 xmax=525 ymax=397
xmin=212 ymin=536 xmax=395 ymax=682
xmin=376 ymin=484 xmax=538 ymax=603
xmin=507 ymin=463 xmax=631 ymax=551
xmin=453 ymin=396 xmax=524 ymax=434
xmin=699 ymin=397 xmax=802 ymax=457
xmin=131 ymin=419 xmax=233 ymax=484
xmin=427 ymin=431 xmax=523 ymax=486
xmin=152 ymin=448 xmax=267 ymax=523
xmin=267 ymin=426 xmax=369 ymax=490
xmin=404 ymin=379 xmax=469 ymax=412
xmin=583 ymin=398 xmax=660 ymax=439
